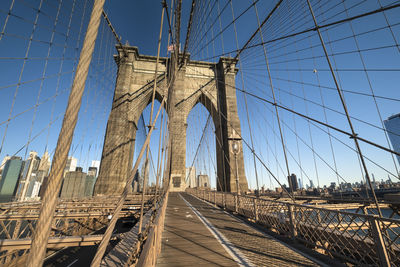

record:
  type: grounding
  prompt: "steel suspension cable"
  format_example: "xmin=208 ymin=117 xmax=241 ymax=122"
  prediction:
xmin=27 ymin=0 xmax=106 ymax=265
xmin=306 ymin=0 xmax=382 ymax=216
xmin=90 ymin=97 xmax=166 ymax=267
xmin=138 ymin=3 xmax=165 ymax=235
xmin=252 ymin=0 xmax=293 ymax=194
xmin=231 ymin=0 xmax=260 ymax=195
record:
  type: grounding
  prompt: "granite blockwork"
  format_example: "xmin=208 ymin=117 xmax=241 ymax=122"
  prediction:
xmin=94 ymin=46 xmax=248 ymax=195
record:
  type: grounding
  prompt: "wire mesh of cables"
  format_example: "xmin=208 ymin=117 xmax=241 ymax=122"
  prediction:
xmin=182 ymin=0 xmax=400 ymax=203
xmin=0 ymin=0 xmax=117 ymax=200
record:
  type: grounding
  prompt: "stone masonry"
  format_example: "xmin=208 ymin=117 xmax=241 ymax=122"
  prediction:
xmin=94 ymin=46 xmax=248 ymax=195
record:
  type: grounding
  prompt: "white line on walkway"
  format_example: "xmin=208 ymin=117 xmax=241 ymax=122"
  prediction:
xmin=179 ymin=193 xmax=255 ymax=267
xmin=190 ymin=193 xmax=328 ymax=267
xmin=66 ymin=258 xmax=78 ymax=267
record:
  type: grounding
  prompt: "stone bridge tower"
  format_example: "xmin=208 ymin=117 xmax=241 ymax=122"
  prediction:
xmin=94 ymin=46 xmax=248 ymax=195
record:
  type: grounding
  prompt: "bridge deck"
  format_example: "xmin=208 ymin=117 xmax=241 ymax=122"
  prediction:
xmin=156 ymin=192 xmax=321 ymax=267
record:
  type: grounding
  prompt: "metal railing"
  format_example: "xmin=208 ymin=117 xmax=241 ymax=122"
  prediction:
xmin=0 ymin=194 xmax=154 ymax=265
xmin=187 ymin=188 xmax=400 ymax=266
xmin=136 ymin=190 xmax=169 ymax=267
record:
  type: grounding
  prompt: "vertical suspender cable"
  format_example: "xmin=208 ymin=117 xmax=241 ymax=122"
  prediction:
xmin=229 ymin=0 xmax=260 ymax=196
xmin=249 ymin=0 xmax=293 ymax=198
xmin=138 ymin=4 xmax=165 ymax=234
xmin=154 ymin=106 xmax=166 ymax=204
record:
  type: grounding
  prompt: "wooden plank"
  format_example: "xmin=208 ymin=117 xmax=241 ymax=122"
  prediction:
xmin=182 ymin=193 xmax=320 ymax=267
xmin=156 ymin=193 xmax=237 ymax=266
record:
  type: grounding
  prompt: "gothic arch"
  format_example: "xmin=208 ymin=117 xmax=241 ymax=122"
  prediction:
xmin=94 ymin=46 xmax=248 ymax=196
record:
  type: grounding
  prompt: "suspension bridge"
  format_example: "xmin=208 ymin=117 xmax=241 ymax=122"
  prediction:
xmin=0 ymin=0 xmax=399 ymax=266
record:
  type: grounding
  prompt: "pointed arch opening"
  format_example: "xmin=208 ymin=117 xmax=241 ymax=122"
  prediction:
xmin=130 ymin=93 xmax=168 ymax=193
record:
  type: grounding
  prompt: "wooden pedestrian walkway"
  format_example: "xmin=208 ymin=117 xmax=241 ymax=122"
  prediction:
xmin=156 ymin=192 xmax=322 ymax=267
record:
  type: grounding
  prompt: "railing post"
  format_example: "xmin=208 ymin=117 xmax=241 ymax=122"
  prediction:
xmin=370 ymin=216 xmax=390 ymax=267
xmin=316 ymin=203 xmax=321 ymax=224
xmin=253 ymin=198 xmax=259 ymax=222
xmin=223 ymin=193 xmax=226 ymax=210
xmin=287 ymin=204 xmax=297 ymax=240
xmin=235 ymin=194 xmax=240 ymax=213
xmin=235 ymin=194 xmax=238 ymax=213
xmin=214 ymin=191 xmax=217 ymax=206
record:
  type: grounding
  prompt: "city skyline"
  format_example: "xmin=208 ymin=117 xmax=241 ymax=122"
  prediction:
xmin=0 ymin=149 xmax=101 ymax=202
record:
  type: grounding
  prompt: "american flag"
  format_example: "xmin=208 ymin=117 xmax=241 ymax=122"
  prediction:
xmin=167 ymin=44 xmax=175 ymax=52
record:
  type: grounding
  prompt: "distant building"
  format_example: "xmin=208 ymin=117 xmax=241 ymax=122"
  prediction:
xmin=25 ymin=173 xmax=38 ymax=198
xmin=132 ymin=171 xmax=139 ymax=192
xmin=64 ymin=157 xmax=78 ymax=174
xmin=186 ymin=166 xmax=196 ymax=188
xmin=309 ymin=179 xmax=314 ymax=189
xmin=384 ymin=113 xmax=400 ymax=166
xmin=60 ymin=170 xmax=87 ymax=198
xmin=298 ymin=178 xmax=303 ymax=189
xmin=25 ymin=174 xmax=41 ymax=200
xmin=38 ymin=150 xmax=51 ymax=176
xmin=136 ymin=165 xmax=147 ymax=191
xmin=16 ymin=152 xmax=40 ymax=201
xmin=35 ymin=170 xmax=47 ymax=185
xmin=86 ymin=167 xmax=97 ymax=197
xmin=197 ymin=174 xmax=210 ymax=188
xmin=288 ymin=173 xmax=298 ymax=192
xmin=88 ymin=167 xmax=97 ymax=177
xmin=0 ymin=155 xmax=11 ymax=174
xmin=0 ymin=156 xmax=23 ymax=202
xmin=84 ymin=175 xmax=96 ymax=197
xmin=91 ymin=160 xmax=100 ymax=172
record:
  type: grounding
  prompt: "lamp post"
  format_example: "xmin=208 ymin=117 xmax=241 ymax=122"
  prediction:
xmin=232 ymin=141 xmax=240 ymax=213
xmin=232 ymin=141 xmax=240 ymax=195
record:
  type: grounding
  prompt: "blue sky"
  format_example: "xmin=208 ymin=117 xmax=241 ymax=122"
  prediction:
xmin=0 ymin=0 xmax=399 ymax=190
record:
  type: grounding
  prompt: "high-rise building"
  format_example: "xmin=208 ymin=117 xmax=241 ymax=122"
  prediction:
xmin=30 ymin=181 xmax=41 ymax=199
xmin=0 ymin=155 xmax=11 ymax=174
xmin=298 ymin=178 xmax=303 ymax=189
xmin=60 ymin=170 xmax=87 ymax=199
xmin=91 ymin=160 xmax=100 ymax=171
xmin=288 ymin=173 xmax=298 ymax=192
xmin=86 ymin=166 xmax=97 ymax=197
xmin=0 ymin=156 xmax=23 ymax=202
xmin=35 ymin=170 xmax=47 ymax=185
xmin=185 ymin=166 xmax=196 ymax=188
xmin=197 ymin=174 xmax=210 ymax=188
xmin=25 ymin=173 xmax=41 ymax=200
xmin=16 ymin=151 xmax=40 ymax=201
xmin=38 ymin=151 xmax=51 ymax=175
xmin=60 ymin=166 xmax=96 ymax=198
xmin=85 ymin=175 xmax=96 ymax=197
xmin=88 ymin=167 xmax=97 ymax=177
xmin=64 ymin=157 xmax=78 ymax=174
xmin=384 ymin=113 xmax=400 ymax=166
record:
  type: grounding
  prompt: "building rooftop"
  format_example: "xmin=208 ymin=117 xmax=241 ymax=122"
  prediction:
xmin=387 ymin=113 xmax=400 ymax=120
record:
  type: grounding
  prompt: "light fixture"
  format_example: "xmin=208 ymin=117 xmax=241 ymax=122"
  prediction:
xmin=232 ymin=142 xmax=239 ymax=154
